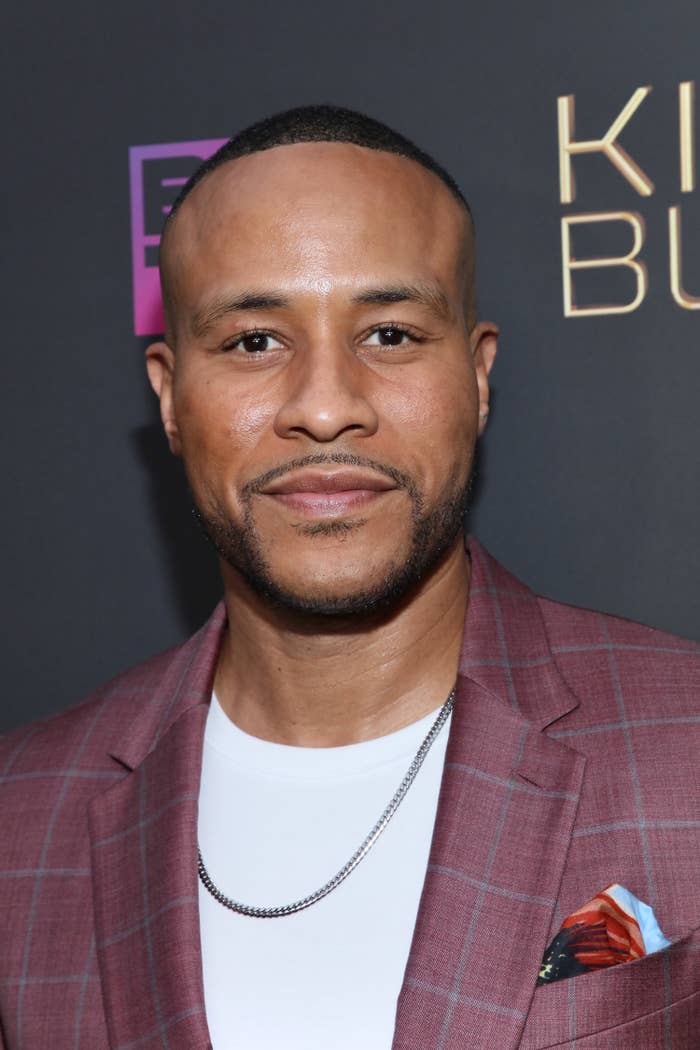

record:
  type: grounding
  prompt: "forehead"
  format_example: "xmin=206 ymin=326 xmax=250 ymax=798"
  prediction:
xmin=162 ymin=142 xmax=470 ymax=317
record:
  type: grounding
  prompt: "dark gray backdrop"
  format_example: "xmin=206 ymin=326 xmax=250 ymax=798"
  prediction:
xmin=3 ymin=0 xmax=699 ymax=731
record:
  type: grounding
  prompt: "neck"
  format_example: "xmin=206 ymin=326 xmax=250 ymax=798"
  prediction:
xmin=214 ymin=540 xmax=470 ymax=746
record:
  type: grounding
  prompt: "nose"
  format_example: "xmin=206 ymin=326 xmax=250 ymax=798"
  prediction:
xmin=273 ymin=341 xmax=379 ymax=444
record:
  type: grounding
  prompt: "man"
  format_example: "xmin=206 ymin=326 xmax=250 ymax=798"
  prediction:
xmin=1 ymin=106 xmax=698 ymax=1049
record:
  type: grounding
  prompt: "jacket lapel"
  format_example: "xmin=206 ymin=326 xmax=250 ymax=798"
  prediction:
xmin=393 ymin=540 xmax=586 ymax=1050
xmin=88 ymin=607 xmax=227 ymax=1050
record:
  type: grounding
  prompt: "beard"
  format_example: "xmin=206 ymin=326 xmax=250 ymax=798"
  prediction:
xmin=193 ymin=452 xmax=473 ymax=619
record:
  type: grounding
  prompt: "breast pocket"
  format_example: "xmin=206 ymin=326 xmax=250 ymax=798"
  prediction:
xmin=519 ymin=924 xmax=700 ymax=1048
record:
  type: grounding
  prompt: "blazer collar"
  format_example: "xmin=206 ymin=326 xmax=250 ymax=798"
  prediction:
xmin=392 ymin=539 xmax=585 ymax=1049
xmin=107 ymin=601 xmax=227 ymax=772
xmin=460 ymin=538 xmax=580 ymax=729
xmin=392 ymin=673 xmax=585 ymax=1050
xmin=90 ymin=703 xmax=212 ymax=1049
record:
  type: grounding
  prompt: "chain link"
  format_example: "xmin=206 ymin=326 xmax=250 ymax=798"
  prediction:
xmin=197 ymin=687 xmax=455 ymax=918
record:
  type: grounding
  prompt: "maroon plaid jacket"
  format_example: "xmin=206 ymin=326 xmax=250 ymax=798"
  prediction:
xmin=2 ymin=539 xmax=699 ymax=1048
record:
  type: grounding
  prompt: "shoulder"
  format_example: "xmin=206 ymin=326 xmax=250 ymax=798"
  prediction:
xmin=0 ymin=611 xmax=222 ymax=875
xmin=0 ymin=602 xmax=224 ymax=784
xmin=467 ymin=537 xmax=699 ymax=715
xmin=0 ymin=657 xmax=171 ymax=873
xmin=537 ymin=594 xmax=700 ymax=717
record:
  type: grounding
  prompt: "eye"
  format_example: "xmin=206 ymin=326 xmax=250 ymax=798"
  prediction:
xmin=224 ymin=331 xmax=284 ymax=354
xmin=363 ymin=325 xmax=418 ymax=348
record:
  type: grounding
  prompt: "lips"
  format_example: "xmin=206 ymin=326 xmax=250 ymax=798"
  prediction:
xmin=262 ymin=469 xmax=396 ymax=496
xmin=261 ymin=468 xmax=397 ymax=517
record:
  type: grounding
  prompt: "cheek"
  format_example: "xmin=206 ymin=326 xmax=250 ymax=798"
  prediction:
xmin=171 ymin=377 xmax=278 ymax=510
xmin=382 ymin=364 xmax=479 ymax=478
xmin=173 ymin=375 xmax=274 ymax=460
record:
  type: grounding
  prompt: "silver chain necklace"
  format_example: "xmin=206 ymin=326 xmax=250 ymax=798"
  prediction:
xmin=197 ymin=687 xmax=455 ymax=918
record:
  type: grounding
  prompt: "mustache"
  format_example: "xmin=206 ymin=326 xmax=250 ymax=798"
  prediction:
xmin=241 ymin=452 xmax=420 ymax=501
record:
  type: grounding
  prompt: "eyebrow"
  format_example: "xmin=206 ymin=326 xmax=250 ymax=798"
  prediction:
xmin=350 ymin=283 xmax=451 ymax=320
xmin=191 ymin=292 xmax=290 ymax=337
xmin=190 ymin=280 xmax=451 ymax=338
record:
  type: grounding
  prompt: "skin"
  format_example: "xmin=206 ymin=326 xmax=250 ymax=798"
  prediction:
xmin=147 ymin=141 xmax=498 ymax=746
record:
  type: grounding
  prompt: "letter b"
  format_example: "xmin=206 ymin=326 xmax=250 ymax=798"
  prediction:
xmin=561 ymin=212 xmax=648 ymax=317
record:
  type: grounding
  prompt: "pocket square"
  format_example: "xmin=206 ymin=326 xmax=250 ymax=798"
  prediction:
xmin=537 ymin=883 xmax=670 ymax=985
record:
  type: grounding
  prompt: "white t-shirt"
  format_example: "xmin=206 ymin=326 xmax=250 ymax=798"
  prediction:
xmin=198 ymin=692 xmax=451 ymax=1050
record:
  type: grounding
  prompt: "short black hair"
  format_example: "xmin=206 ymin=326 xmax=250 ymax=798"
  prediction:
xmin=163 ymin=104 xmax=472 ymax=230
xmin=159 ymin=104 xmax=477 ymax=334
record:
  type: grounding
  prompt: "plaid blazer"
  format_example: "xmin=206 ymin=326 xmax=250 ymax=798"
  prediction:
xmin=2 ymin=538 xmax=699 ymax=1049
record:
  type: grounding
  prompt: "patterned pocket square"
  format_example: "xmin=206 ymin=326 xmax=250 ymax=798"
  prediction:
xmin=537 ymin=883 xmax=670 ymax=985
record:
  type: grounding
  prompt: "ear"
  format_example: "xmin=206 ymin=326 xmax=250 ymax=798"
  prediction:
xmin=469 ymin=321 xmax=499 ymax=437
xmin=145 ymin=341 xmax=181 ymax=455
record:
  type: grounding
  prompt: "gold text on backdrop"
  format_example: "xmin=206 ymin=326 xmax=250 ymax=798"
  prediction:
xmin=561 ymin=213 xmax=647 ymax=317
xmin=558 ymin=87 xmax=654 ymax=203
xmin=558 ymin=83 xmax=700 ymax=316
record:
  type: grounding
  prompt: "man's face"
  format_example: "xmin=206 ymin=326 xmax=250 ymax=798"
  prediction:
xmin=148 ymin=142 xmax=496 ymax=616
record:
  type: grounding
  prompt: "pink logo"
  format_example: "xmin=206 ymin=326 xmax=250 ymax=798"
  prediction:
xmin=129 ymin=139 xmax=226 ymax=335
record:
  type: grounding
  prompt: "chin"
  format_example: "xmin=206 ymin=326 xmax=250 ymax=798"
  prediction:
xmin=241 ymin=545 xmax=438 ymax=620
xmin=250 ymin=579 xmax=407 ymax=619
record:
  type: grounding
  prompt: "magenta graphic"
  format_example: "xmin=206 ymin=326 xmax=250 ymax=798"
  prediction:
xmin=129 ymin=139 xmax=226 ymax=335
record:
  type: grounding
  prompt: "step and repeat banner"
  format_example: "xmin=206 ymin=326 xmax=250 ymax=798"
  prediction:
xmin=3 ymin=1 xmax=699 ymax=728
